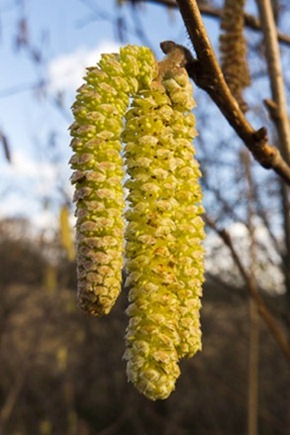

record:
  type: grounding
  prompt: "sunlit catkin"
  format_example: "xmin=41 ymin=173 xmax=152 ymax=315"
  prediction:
xmin=59 ymin=205 xmax=75 ymax=262
xmin=162 ymin=68 xmax=205 ymax=359
xmin=70 ymin=44 xmax=205 ymax=401
xmin=70 ymin=46 xmax=157 ymax=316
xmin=123 ymin=63 xmax=204 ymax=400
xmin=220 ymin=0 xmax=251 ymax=113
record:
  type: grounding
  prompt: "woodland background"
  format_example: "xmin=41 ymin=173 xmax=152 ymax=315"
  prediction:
xmin=1 ymin=0 xmax=290 ymax=434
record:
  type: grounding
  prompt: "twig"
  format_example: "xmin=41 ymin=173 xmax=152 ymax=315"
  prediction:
xmin=0 ymin=130 xmax=11 ymax=163
xmin=160 ymin=2 xmax=290 ymax=186
xmin=204 ymin=214 xmax=290 ymax=363
xmin=0 ymin=315 xmax=48 ymax=430
xmin=130 ymin=0 xmax=290 ymax=47
xmin=250 ymin=173 xmax=282 ymax=256
xmin=96 ymin=412 xmax=128 ymax=435
xmin=202 ymin=175 xmax=244 ymax=223
xmin=256 ymin=0 xmax=290 ymax=162
xmin=241 ymin=151 xmax=260 ymax=435
xmin=0 ymin=81 xmax=42 ymax=98
xmin=256 ymin=0 xmax=290 ymax=303
xmin=130 ymin=5 xmax=155 ymax=51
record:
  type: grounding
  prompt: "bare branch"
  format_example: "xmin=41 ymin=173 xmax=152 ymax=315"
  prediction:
xmin=256 ymin=0 xmax=290 ymax=162
xmin=204 ymin=214 xmax=290 ymax=363
xmin=256 ymin=0 xmax=290 ymax=303
xmin=242 ymin=151 xmax=259 ymax=435
xmin=0 ymin=130 xmax=11 ymax=163
xmin=130 ymin=0 xmax=290 ymax=47
xmin=160 ymin=1 xmax=290 ymax=186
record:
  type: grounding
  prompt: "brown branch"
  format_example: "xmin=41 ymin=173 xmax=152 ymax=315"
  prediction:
xmin=257 ymin=0 xmax=290 ymax=305
xmin=256 ymin=0 xmax=290 ymax=162
xmin=130 ymin=0 xmax=290 ymax=47
xmin=204 ymin=214 xmax=290 ymax=363
xmin=242 ymin=151 xmax=260 ymax=435
xmin=0 ymin=130 xmax=11 ymax=163
xmin=160 ymin=2 xmax=290 ymax=186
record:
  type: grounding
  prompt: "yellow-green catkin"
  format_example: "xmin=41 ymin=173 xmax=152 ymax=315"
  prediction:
xmin=162 ymin=69 xmax=205 ymax=359
xmin=70 ymin=46 xmax=157 ymax=316
xmin=59 ymin=205 xmax=76 ymax=262
xmin=220 ymin=0 xmax=251 ymax=113
xmin=123 ymin=64 xmax=204 ymax=400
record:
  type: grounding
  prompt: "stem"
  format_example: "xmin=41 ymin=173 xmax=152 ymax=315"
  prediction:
xmin=256 ymin=0 xmax=290 ymax=162
xmin=134 ymin=0 xmax=290 ymax=46
xmin=248 ymin=298 xmax=260 ymax=435
xmin=159 ymin=1 xmax=290 ymax=186
xmin=256 ymin=0 xmax=290 ymax=303
xmin=205 ymin=214 xmax=290 ymax=363
xmin=242 ymin=151 xmax=260 ymax=435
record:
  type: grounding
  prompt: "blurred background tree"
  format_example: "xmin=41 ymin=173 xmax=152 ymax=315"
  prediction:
xmin=0 ymin=0 xmax=290 ymax=434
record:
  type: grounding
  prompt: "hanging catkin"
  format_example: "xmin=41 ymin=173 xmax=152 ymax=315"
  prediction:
xmin=220 ymin=0 xmax=251 ymax=113
xmin=70 ymin=44 xmax=205 ymax=400
xmin=123 ymin=61 xmax=204 ymax=400
xmin=70 ymin=46 xmax=157 ymax=316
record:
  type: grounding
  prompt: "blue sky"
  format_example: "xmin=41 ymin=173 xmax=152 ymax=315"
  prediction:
xmin=1 ymin=0 xmax=202 ymax=229
xmin=0 ymin=0 xmax=220 ymax=227
xmin=0 ymin=0 xmax=287 ymax=291
xmin=0 ymin=0 xmax=283 ymax=230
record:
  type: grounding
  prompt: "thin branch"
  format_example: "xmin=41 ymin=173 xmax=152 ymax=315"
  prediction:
xmin=256 ymin=0 xmax=290 ymax=162
xmin=96 ymin=412 xmax=128 ymax=435
xmin=0 ymin=130 xmax=11 ymax=163
xmin=160 ymin=2 xmax=290 ymax=186
xmin=204 ymin=214 xmax=290 ymax=363
xmin=254 ymin=184 xmax=282 ymax=256
xmin=130 ymin=5 xmax=155 ymax=51
xmin=256 ymin=0 xmax=290 ymax=303
xmin=0 ymin=307 xmax=52 ymax=431
xmin=202 ymin=176 xmax=244 ymax=224
xmin=130 ymin=0 xmax=290 ymax=47
xmin=0 ymin=81 xmax=41 ymax=98
xmin=242 ymin=151 xmax=260 ymax=435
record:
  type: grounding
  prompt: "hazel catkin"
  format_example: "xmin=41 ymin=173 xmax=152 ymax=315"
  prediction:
xmin=70 ymin=44 xmax=205 ymax=401
xmin=70 ymin=46 xmax=157 ymax=316
xmin=123 ymin=65 xmax=204 ymax=400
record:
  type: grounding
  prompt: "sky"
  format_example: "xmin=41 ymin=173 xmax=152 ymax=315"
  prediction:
xmin=0 ymin=1 xmax=284 ymax=226
xmin=1 ymin=0 xmax=204 ymax=229
xmin=0 ymin=0 xmax=287 ymax=292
